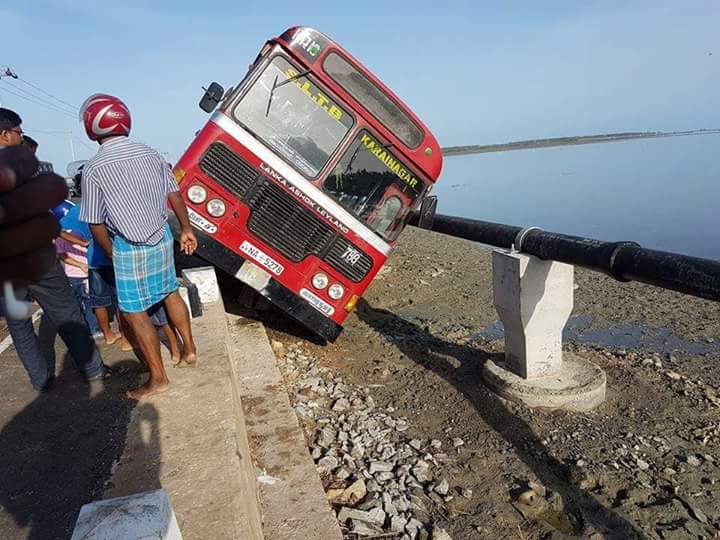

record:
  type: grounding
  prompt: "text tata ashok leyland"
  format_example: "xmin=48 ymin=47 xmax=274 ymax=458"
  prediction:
xmin=171 ymin=27 xmax=443 ymax=341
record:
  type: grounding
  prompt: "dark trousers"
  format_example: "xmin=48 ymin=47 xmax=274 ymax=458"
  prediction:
xmin=5 ymin=259 xmax=104 ymax=389
xmin=68 ymin=277 xmax=100 ymax=334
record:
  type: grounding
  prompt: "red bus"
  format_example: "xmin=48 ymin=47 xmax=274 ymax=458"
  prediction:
xmin=171 ymin=27 xmax=443 ymax=341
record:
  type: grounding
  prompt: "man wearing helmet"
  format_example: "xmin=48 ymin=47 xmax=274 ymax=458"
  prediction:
xmin=79 ymin=94 xmax=198 ymax=400
xmin=0 ymin=107 xmax=111 ymax=391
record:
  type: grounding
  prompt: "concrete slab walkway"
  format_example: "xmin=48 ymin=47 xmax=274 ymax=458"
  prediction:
xmin=103 ymin=300 xmax=263 ymax=539
xmin=0 ymin=299 xmax=262 ymax=540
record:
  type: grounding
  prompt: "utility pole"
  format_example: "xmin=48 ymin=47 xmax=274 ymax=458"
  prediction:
xmin=68 ymin=132 xmax=76 ymax=161
xmin=0 ymin=67 xmax=18 ymax=79
xmin=0 ymin=67 xmax=18 ymax=107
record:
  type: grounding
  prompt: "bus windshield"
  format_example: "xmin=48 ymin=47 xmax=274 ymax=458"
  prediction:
xmin=234 ymin=55 xmax=353 ymax=177
xmin=323 ymin=130 xmax=425 ymax=241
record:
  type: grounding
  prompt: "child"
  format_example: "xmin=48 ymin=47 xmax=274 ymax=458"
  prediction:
xmin=55 ymin=208 xmax=101 ymax=337
xmin=58 ymin=199 xmax=126 ymax=347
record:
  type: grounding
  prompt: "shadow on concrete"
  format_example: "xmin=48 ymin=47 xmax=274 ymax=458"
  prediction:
xmin=356 ymin=299 xmax=644 ymax=539
xmin=216 ymin=270 xmax=326 ymax=344
xmin=0 ymin=354 xmax=161 ymax=540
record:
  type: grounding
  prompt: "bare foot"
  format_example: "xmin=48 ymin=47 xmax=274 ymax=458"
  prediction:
xmin=174 ymin=351 xmax=197 ymax=368
xmin=105 ymin=332 xmax=122 ymax=346
xmin=126 ymin=379 xmax=170 ymax=400
xmin=121 ymin=339 xmax=133 ymax=352
xmin=170 ymin=356 xmax=181 ymax=366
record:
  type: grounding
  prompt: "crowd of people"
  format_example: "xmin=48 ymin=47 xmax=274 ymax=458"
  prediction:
xmin=0 ymin=95 xmax=200 ymax=400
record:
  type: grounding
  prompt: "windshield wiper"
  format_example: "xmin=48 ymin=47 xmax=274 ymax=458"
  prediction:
xmin=264 ymin=69 xmax=312 ymax=117
xmin=265 ymin=75 xmax=279 ymax=117
xmin=276 ymin=69 xmax=312 ymax=89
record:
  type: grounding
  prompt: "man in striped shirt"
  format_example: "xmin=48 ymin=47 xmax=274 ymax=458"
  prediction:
xmin=79 ymin=94 xmax=198 ymax=400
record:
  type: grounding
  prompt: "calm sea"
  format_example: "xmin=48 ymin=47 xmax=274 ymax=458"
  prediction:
xmin=436 ymin=135 xmax=720 ymax=260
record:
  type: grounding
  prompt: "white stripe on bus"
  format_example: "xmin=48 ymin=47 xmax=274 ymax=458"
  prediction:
xmin=210 ymin=112 xmax=392 ymax=256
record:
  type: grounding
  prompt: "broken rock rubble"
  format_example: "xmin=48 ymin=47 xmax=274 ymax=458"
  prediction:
xmin=279 ymin=343 xmax=456 ymax=539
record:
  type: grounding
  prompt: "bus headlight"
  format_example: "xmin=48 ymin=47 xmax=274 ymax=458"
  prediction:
xmin=206 ymin=198 xmax=226 ymax=217
xmin=187 ymin=185 xmax=207 ymax=204
xmin=328 ymin=283 xmax=344 ymax=300
xmin=312 ymin=272 xmax=329 ymax=290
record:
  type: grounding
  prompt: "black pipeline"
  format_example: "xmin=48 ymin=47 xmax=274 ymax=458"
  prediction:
xmin=413 ymin=213 xmax=720 ymax=302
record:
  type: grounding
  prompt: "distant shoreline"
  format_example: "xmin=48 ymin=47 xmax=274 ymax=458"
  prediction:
xmin=441 ymin=129 xmax=720 ymax=156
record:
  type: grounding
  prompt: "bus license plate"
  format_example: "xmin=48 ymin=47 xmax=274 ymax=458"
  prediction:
xmin=240 ymin=240 xmax=284 ymax=276
xmin=188 ymin=209 xmax=217 ymax=234
xmin=300 ymin=288 xmax=335 ymax=317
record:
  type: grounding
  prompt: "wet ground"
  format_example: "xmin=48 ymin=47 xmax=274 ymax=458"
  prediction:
xmin=258 ymin=226 xmax=720 ymax=539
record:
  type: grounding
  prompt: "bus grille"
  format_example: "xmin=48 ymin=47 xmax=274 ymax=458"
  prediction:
xmin=199 ymin=144 xmax=373 ymax=282
xmin=199 ymin=142 xmax=258 ymax=197
xmin=246 ymin=179 xmax=335 ymax=262
xmin=325 ymin=237 xmax=374 ymax=283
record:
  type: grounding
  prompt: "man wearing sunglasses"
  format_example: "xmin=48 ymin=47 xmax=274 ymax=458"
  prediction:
xmin=0 ymin=107 xmax=113 ymax=391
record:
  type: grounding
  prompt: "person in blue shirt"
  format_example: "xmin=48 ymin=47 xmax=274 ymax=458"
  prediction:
xmin=58 ymin=200 xmax=125 ymax=346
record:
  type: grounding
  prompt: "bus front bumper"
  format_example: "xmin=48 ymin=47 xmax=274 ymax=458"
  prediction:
xmin=168 ymin=216 xmax=342 ymax=343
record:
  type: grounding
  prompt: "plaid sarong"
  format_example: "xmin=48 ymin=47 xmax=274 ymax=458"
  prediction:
xmin=113 ymin=224 xmax=178 ymax=313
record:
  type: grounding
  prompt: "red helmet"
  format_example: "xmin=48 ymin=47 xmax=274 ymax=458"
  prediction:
xmin=80 ymin=93 xmax=131 ymax=141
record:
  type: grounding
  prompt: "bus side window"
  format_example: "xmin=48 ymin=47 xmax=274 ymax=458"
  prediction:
xmin=370 ymin=196 xmax=403 ymax=236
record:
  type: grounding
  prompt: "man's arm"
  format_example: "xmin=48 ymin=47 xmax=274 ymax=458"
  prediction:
xmin=89 ymin=223 xmax=113 ymax=259
xmin=168 ymin=191 xmax=197 ymax=255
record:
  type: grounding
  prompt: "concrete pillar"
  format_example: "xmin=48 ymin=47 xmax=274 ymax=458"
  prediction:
xmin=492 ymin=250 xmax=573 ymax=378
xmin=482 ymin=249 xmax=607 ymax=412
xmin=71 ymin=489 xmax=182 ymax=540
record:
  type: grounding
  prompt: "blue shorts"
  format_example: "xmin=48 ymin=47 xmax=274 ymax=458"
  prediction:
xmin=88 ymin=266 xmax=117 ymax=309
xmin=148 ymin=302 xmax=169 ymax=327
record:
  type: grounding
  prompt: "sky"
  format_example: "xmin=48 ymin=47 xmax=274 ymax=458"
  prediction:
xmin=1 ymin=0 xmax=718 ymax=173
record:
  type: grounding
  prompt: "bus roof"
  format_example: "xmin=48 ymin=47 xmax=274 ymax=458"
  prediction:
xmin=275 ymin=27 xmax=443 ymax=182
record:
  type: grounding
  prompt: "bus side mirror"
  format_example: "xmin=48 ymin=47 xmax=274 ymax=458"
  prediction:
xmin=417 ymin=195 xmax=437 ymax=230
xmin=199 ymin=82 xmax=225 ymax=113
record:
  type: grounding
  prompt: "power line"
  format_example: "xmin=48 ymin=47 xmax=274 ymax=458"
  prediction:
xmin=16 ymin=76 xmax=79 ymax=112
xmin=2 ymin=79 xmax=77 ymax=116
xmin=22 ymin=128 xmax=71 ymax=133
xmin=0 ymin=84 xmax=77 ymax=119
xmin=0 ymin=86 xmax=76 ymax=119
xmin=24 ymin=128 xmax=96 ymax=153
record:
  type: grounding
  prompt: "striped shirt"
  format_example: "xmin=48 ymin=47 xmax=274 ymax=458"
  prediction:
xmin=80 ymin=137 xmax=178 ymax=245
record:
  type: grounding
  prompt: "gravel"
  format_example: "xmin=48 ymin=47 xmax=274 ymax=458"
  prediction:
xmin=278 ymin=342 xmax=456 ymax=539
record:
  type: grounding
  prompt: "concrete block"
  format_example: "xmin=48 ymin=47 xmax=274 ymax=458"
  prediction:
xmin=181 ymin=266 xmax=220 ymax=304
xmin=492 ymin=250 xmax=574 ymax=379
xmin=178 ymin=280 xmax=202 ymax=318
xmin=71 ymin=489 xmax=182 ymax=540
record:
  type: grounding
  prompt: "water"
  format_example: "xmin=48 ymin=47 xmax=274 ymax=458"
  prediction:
xmin=473 ymin=315 xmax=720 ymax=359
xmin=436 ymin=135 xmax=720 ymax=260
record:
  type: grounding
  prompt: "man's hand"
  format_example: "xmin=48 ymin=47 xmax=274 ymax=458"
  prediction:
xmin=167 ymin=191 xmax=198 ymax=255
xmin=180 ymin=228 xmax=197 ymax=255
xmin=0 ymin=146 xmax=67 ymax=284
xmin=89 ymin=223 xmax=114 ymax=260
